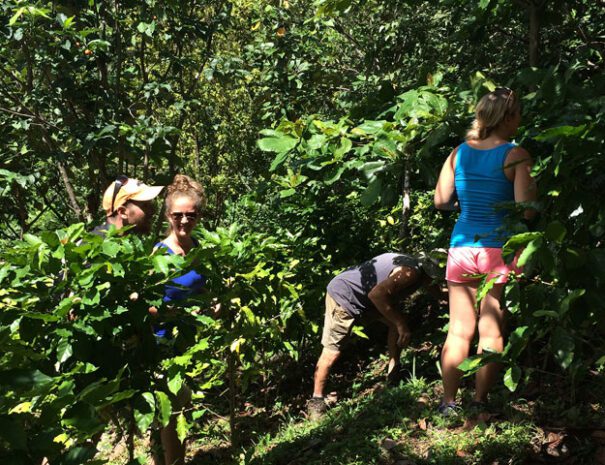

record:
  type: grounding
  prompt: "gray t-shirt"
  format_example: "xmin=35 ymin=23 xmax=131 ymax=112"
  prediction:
xmin=327 ymin=253 xmax=420 ymax=317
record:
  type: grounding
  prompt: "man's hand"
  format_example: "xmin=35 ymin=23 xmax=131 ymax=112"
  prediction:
xmin=395 ymin=321 xmax=411 ymax=348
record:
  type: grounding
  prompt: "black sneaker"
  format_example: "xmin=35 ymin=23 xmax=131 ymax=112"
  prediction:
xmin=468 ymin=400 xmax=488 ymax=415
xmin=386 ymin=365 xmax=406 ymax=386
xmin=438 ymin=401 xmax=460 ymax=417
xmin=307 ymin=397 xmax=327 ymax=421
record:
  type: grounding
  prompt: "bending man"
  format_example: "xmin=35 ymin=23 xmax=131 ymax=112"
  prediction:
xmin=308 ymin=252 xmax=441 ymax=419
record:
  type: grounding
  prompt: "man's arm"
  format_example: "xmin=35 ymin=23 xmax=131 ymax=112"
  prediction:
xmin=368 ymin=266 xmax=421 ymax=347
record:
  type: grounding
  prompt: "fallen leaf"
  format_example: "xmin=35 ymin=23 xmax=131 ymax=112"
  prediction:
xmin=456 ymin=449 xmax=468 ymax=457
xmin=592 ymin=430 xmax=605 ymax=445
xmin=382 ymin=438 xmax=398 ymax=450
xmin=595 ymin=446 xmax=605 ymax=465
xmin=418 ymin=418 xmax=427 ymax=430
xmin=546 ymin=431 xmax=564 ymax=448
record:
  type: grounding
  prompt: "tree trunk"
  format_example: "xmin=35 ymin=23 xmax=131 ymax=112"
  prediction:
xmin=399 ymin=158 xmax=411 ymax=242
xmin=228 ymin=352 xmax=239 ymax=450
xmin=57 ymin=160 xmax=86 ymax=222
xmin=528 ymin=2 xmax=541 ymax=67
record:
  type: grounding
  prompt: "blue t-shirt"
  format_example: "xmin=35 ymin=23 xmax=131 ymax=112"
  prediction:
xmin=450 ymin=142 xmax=515 ymax=248
xmin=154 ymin=240 xmax=205 ymax=337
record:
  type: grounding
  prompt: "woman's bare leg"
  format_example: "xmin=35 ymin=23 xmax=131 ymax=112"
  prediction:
xmin=159 ymin=418 xmax=185 ymax=465
xmin=441 ymin=281 xmax=478 ymax=404
xmin=475 ymin=283 xmax=506 ymax=403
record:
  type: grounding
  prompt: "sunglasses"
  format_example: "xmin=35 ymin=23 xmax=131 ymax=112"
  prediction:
xmin=170 ymin=212 xmax=199 ymax=221
xmin=495 ymin=86 xmax=514 ymax=105
xmin=110 ymin=175 xmax=129 ymax=214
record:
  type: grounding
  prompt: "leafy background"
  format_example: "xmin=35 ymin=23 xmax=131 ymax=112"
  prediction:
xmin=1 ymin=0 xmax=604 ymax=463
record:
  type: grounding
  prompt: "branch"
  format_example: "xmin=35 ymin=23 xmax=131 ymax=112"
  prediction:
xmin=0 ymin=86 xmax=61 ymax=131
xmin=0 ymin=64 xmax=25 ymax=89
xmin=40 ymin=189 xmax=70 ymax=226
xmin=24 ymin=204 xmax=51 ymax=233
xmin=331 ymin=19 xmax=367 ymax=61
xmin=1 ymin=218 xmax=20 ymax=240
xmin=513 ymin=0 xmax=531 ymax=7
xmin=167 ymin=1 xmax=224 ymax=174
xmin=0 ymin=106 xmax=49 ymax=126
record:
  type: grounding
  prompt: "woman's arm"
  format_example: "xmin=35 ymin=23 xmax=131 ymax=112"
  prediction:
xmin=434 ymin=147 xmax=459 ymax=211
xmin=506 ymin=147 xmax=537 ymax=221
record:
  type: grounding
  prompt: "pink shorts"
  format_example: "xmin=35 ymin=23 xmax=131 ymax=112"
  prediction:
xmin=446 ymin=247 xmax=521 ymax=284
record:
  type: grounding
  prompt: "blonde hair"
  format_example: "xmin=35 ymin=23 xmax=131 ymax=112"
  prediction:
xmin=466 ymin=88 xmax=520 ymax=140
xmin=165 ymin=174 xmax=206 ymax=213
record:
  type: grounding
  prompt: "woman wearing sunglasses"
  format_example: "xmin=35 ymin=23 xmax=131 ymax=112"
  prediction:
xmin=434 ymin=88 xmax=537 ymax=416
xmin=152 ymin=174 xmax=206 ymax=465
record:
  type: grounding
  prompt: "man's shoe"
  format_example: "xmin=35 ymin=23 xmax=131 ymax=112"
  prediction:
xmin=386 ymin=366 xmax=406 ymax=386
xmin=468 ymin=400 xmax=488 ymax=415
xmin=307 ymin=397 xmax=327 ymax=421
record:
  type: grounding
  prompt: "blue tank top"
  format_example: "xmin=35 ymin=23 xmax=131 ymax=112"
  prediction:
xmin=450 ymin=142 xmax=515 ymax=248
xmin=154 ymin=240 xmax=206 ymax=337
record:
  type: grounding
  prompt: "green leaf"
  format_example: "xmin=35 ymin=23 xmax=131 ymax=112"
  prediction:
xmin=517 ymin=237 xmax=542 ymax=267
xmin=535 ymin=124 xmax=587 ymax=141
xmin=545 ymin=221 xmax=567 ymax=244
xmin=155 ymin=391 xmax=172 ymax=428
xmin=360 ymin=177 xmax=382 ymax=206
xmin=153 ymin=255 xmax=171 ymax=275
xmin=503 ymin=366 xmax=521 ymax=392
xmin=306 ymin=134 xmax=327 ymax=150
xmin=0 ymin=416 xmax=27 ymax=450
xmin=458 ymin=354 xmax=485 ymax=373
xmin=269 ymin=151 xmax=290 ymax=172
xmin=0 ymin=369 xmax=53 ymax=390
xmin=62 ymin=446 xmax=97 ymax=465
xmin=502 ymin=232 xmax=542 ymax=260
xmin=372 ymin=138 xmax=398 ymax=158
xmin=167 ymin=371 xmax=183 ymax=396
xmin=134 ymin=392 xmax=155 ymax=432
xmin=334 ymin=137 xmax=352 ymax=158
xmin=476 ymin=276 xmax=498 ymax=307
xmin=9 ymin=7 xmax=25 ymax=25
xmin=63 ymin=15 xmax=75 ymax=28
xmin=562 ymin=247 xmax=585 ymax=269
xmin=533 ymin=310 xmax=559 ymax=319
xmin=323 ymin=166 xmax=346 ymax=185
xmin=353 ymin=120 xmax=386 ymax=135
xmin=458 ymin=350 xmax=501 ymax=374
xmin=351 ymin=325 xmax=369 ymax=340
xmin=359 ymin=161 xmax=386 ymax=181
xmin=102 ymin=241 xmax=120 ymax=258
xmin=57 ymin=339 xmax=73 ymax=364
xmin=257 ymin=134 xmax=298 ymax=153
xmin=551 ymin=327 xmax=574 ymax=370
xmin=504 ymin=281 xmax=520 ymax=314
xmin=559 ymin=289 xmax=585 ymax=316
xmin=176 ymin=412 xmax=189 ymax=443
xmin=505 ymin=326 xmax=529 ymax=359
xmin=279 ymin=188 xmax=296 ymax=198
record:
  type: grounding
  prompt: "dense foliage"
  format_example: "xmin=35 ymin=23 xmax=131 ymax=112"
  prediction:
xmin=1 ymin=0 xmax=604 ymax=463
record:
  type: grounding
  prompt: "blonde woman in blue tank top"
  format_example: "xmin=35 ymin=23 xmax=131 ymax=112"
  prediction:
xmin=434 ymin=88 xmax=537 ymax=415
